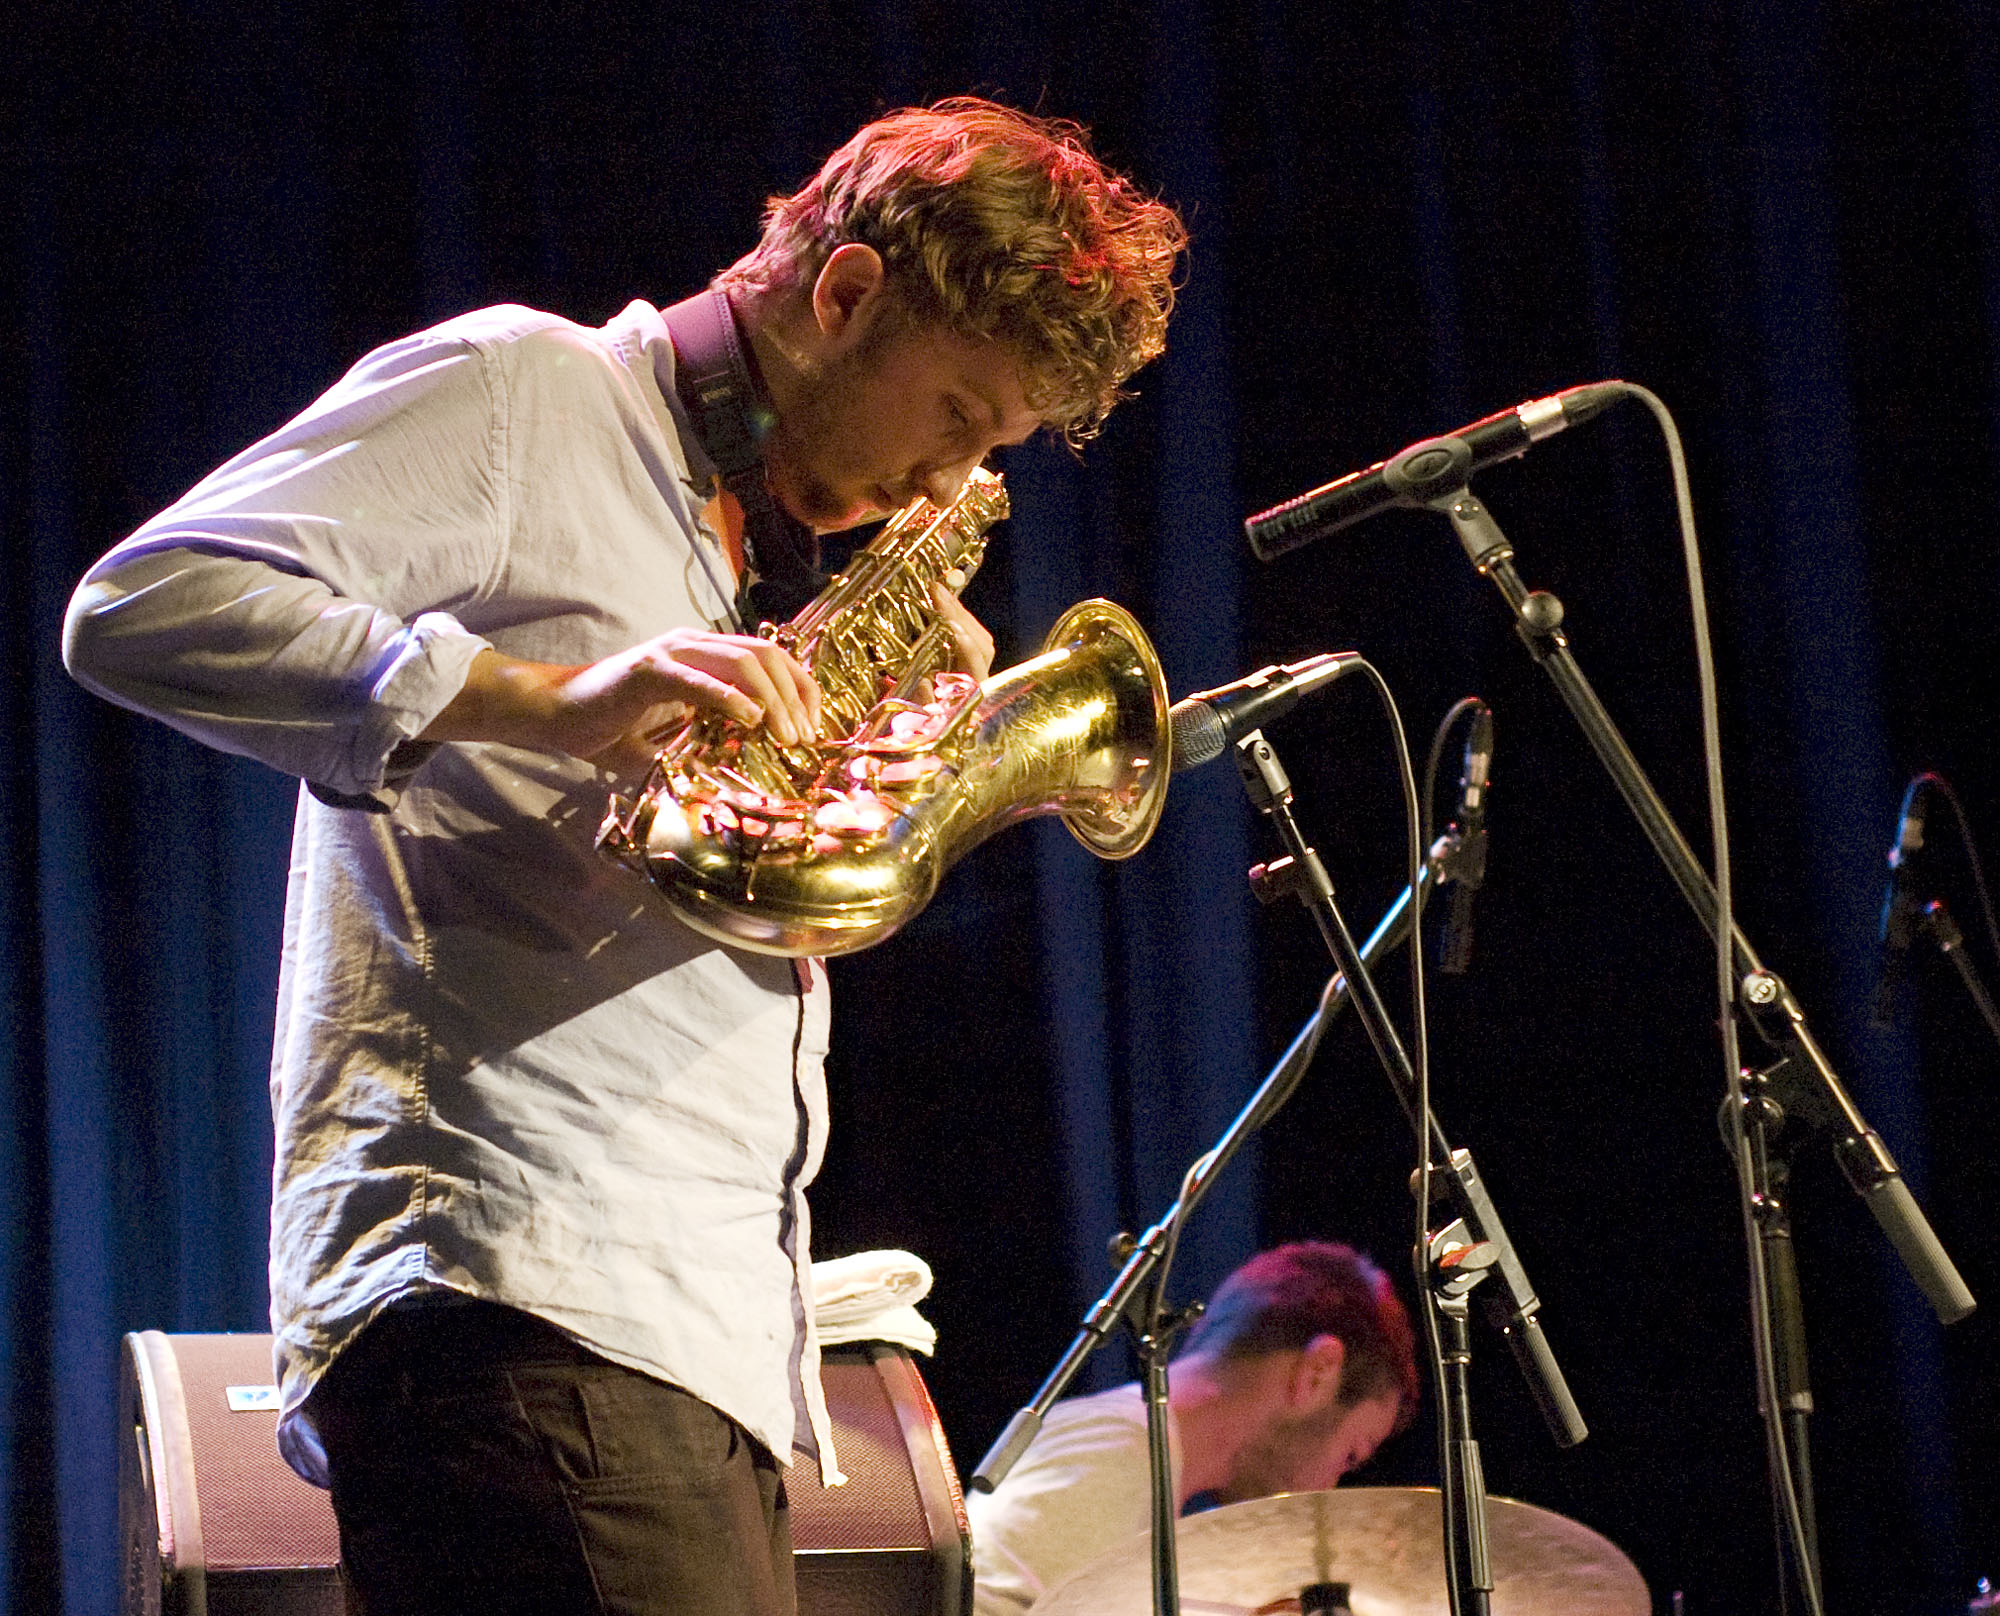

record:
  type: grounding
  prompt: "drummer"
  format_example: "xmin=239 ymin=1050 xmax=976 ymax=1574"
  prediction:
xmin=968 ymin=1242 xmax=1419 ymax=1615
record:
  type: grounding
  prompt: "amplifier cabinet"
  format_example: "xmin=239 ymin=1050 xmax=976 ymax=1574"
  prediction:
xmin=120 ymin=1332 xmax=969 ymax=1616
xmin=795 ymin=1346 xmax=971 ymax=1616
xmin=120 ymin=1332 xmax=342 ymax=1616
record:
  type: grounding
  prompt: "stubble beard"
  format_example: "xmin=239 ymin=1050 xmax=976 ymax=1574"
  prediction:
xmin=763 ymin=378 xmax=852 ymax=531
xmin=1216 ymin=1399 xmax=1351 ymax=1504
xmin=764 ymin=303 xmax=909 ymax=532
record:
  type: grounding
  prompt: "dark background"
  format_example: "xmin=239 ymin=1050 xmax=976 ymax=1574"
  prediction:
xmin=7 ymin=2 xmax=1999 ymax=1612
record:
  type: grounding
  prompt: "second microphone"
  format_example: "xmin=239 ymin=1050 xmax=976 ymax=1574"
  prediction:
xmin=1170 ymin=655 xmax=1362 ymax=772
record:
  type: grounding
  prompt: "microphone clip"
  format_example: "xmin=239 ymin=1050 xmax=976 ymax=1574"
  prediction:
xmin=1428 ymin=825 xmax=1489 ymax=890
xmin=1232 ymin=729 xmax=1294 ymax=812
xmin=1382 ymin=434 xmax=1477 ymax=505
xmin=1248 ymin=853 xmax=1312 ymax=907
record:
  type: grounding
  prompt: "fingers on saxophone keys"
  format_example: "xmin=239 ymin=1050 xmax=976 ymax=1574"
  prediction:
xmin=661 ymin=664 xmax=765 ymax=732
xmin=777 ymin=646 xmax=823 ymax=739
xmin=930 ymin=582 xmax=994 ymax=679
xmin=656 ymin=640 xmax=785 ymax=743
xmin=929 ymin=583 xmax=958 ymax=666
xmin=637 ymin=700 xmax=694 ymax=744
xmin=755 ymin=641 xmax=820 ymax=743
xmin=732 ymin=653 xmax=800 ymax=745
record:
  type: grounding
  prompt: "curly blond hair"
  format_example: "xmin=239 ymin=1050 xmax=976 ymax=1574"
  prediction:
xmin=719 ymin=98 xmax=1186 ymax=443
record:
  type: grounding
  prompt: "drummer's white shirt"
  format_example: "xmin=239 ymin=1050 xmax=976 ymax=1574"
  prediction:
xmin=967 ymin=1383 xmax=1183 ymax=1614
xmin=62 ymin=300 xmax=838 ymax=1484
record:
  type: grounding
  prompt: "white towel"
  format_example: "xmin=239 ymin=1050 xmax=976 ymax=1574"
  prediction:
xmin=812 ymin=1249 xmax=937 ymax=1354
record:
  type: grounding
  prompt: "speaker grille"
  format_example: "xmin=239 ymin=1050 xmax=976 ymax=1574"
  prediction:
xmin=795 ymin=1355 xmax=927 ymax=1549
xmin=167 ymin=1335 xmax=342 ymax=1573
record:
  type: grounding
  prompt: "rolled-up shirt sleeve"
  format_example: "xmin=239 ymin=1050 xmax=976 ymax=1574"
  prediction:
xmin=62 ymin=327 xmax=510 ymax=802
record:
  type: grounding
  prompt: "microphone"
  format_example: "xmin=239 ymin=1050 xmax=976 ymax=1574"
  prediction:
xmin=1169 ymin=654 xmax=1361 ymax=772
xmin=1245 ymin=382 xmax=1628 ymax=561
xmin=1437 ymin=704 xmax=1494 ymax=975
xmin=1873 ymin=774 xmax=1937 ymax=1022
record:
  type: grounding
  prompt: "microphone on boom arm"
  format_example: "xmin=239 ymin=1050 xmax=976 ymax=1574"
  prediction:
xmin=1244 ymin=383 xmax=1628 ymax=561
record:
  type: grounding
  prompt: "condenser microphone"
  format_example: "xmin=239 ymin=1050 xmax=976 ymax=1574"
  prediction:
xmin=1169 ymin=654 xmax=1361 ymax=772
xmin=1438 ymin=704 xmax=1494 ymax=975
xmin=1873 ymin=774 xmax=1937 ymax=1023
xmin=1880 ymin=775 xmax=1936 ymax=949
xmin=1244 ymin=382 xmax=1627 ymax=561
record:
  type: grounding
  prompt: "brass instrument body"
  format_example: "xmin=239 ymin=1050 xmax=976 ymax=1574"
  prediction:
xmin=599 ymin=470 xmax=1169 ymax=957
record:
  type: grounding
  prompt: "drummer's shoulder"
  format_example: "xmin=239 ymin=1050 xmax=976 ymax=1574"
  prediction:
xmin=967 ymin=1383 xmax=1155 ymax=1614
xmin=971 ymin=1382 xmax=1148 ymax=1504
xmin=1033 ymin=1381 xmax=1148 ymax=1449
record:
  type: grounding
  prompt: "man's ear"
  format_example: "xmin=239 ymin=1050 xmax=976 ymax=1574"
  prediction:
xmin=810 ymin=243 xmax=887 ymax=343
xmin=1291 ymin=1333 xmax=1348 ymax=1414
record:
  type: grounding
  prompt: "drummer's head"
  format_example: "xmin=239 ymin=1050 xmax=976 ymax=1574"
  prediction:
xmin=1176 ymin=1242 xmax=1418 ymax=1503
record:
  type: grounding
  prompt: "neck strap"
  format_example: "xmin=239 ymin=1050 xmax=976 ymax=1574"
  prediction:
xmin=660 ymin=288 xmax=821 ymax=621
xmin=660 ymin=287 xmax=772 ymax=479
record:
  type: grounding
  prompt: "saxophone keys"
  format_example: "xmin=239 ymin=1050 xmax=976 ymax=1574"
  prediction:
xmin=876 ymin=757 xmax=943 ymax=787
xmin=813 ymin=794 xmax=895 ymax=838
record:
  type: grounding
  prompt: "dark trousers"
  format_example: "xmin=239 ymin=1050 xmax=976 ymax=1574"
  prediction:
xmin=308 ymin=1301 xmax=796 ymax=1616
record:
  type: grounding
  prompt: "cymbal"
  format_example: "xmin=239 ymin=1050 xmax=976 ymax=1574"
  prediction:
xmin=1030 ymin=1487 xmax=1648 ymax=1615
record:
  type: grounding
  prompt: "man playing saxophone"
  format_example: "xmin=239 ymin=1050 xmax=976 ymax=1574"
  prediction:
xmin=62 ymin=100 xmax=1184 ymax=1616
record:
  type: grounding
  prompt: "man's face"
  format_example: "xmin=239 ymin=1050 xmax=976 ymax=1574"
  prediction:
xmin=1215 ymin=1389 xmax=1402 ymax=1504
xmin=762 ymin=294 xmax=1043 ymax=533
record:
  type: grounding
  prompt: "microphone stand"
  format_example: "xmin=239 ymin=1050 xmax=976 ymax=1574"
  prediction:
xmin=1418 ymin=478 xmax=1974 ymax=1321
xmin=1232 ymin=726 xmax=1511 ymax=1616
xmin=1254 ymin=835 xmax=1589 ymax=1456
xmin=1411 ymin=474 xmax=1976 ymax=1609
xmin=972 ymin=827 xmax=1584 ymax=1616
xmin=1724 ymin=1077 xmax=1822 ymax=1594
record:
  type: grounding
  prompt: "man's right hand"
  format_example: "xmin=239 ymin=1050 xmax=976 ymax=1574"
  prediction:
xmin=419 ymin=629 xmax=823 ymax=770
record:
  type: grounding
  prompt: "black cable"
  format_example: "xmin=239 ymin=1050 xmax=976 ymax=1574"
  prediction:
xmin=1263 ymin=697 xmax=1476 ymax=1116
xmin=1331 ymin=659 xmax=1452 ymax=1613
xmin=1156 ymin=666 xmax=1436 ymax=1410
xmin=1413 ymin=694 xmax=1477 ymax=1610
xmin=1421 ymin=697 xmax=1486 ymax=883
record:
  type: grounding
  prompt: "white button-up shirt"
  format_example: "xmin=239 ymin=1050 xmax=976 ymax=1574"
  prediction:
xmin=63 ymin=301 xmax=839 ymax=1482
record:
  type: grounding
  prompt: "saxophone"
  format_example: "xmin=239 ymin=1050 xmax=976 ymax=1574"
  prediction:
xmin=597 ymin=467 xmax=1170 ymax=956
